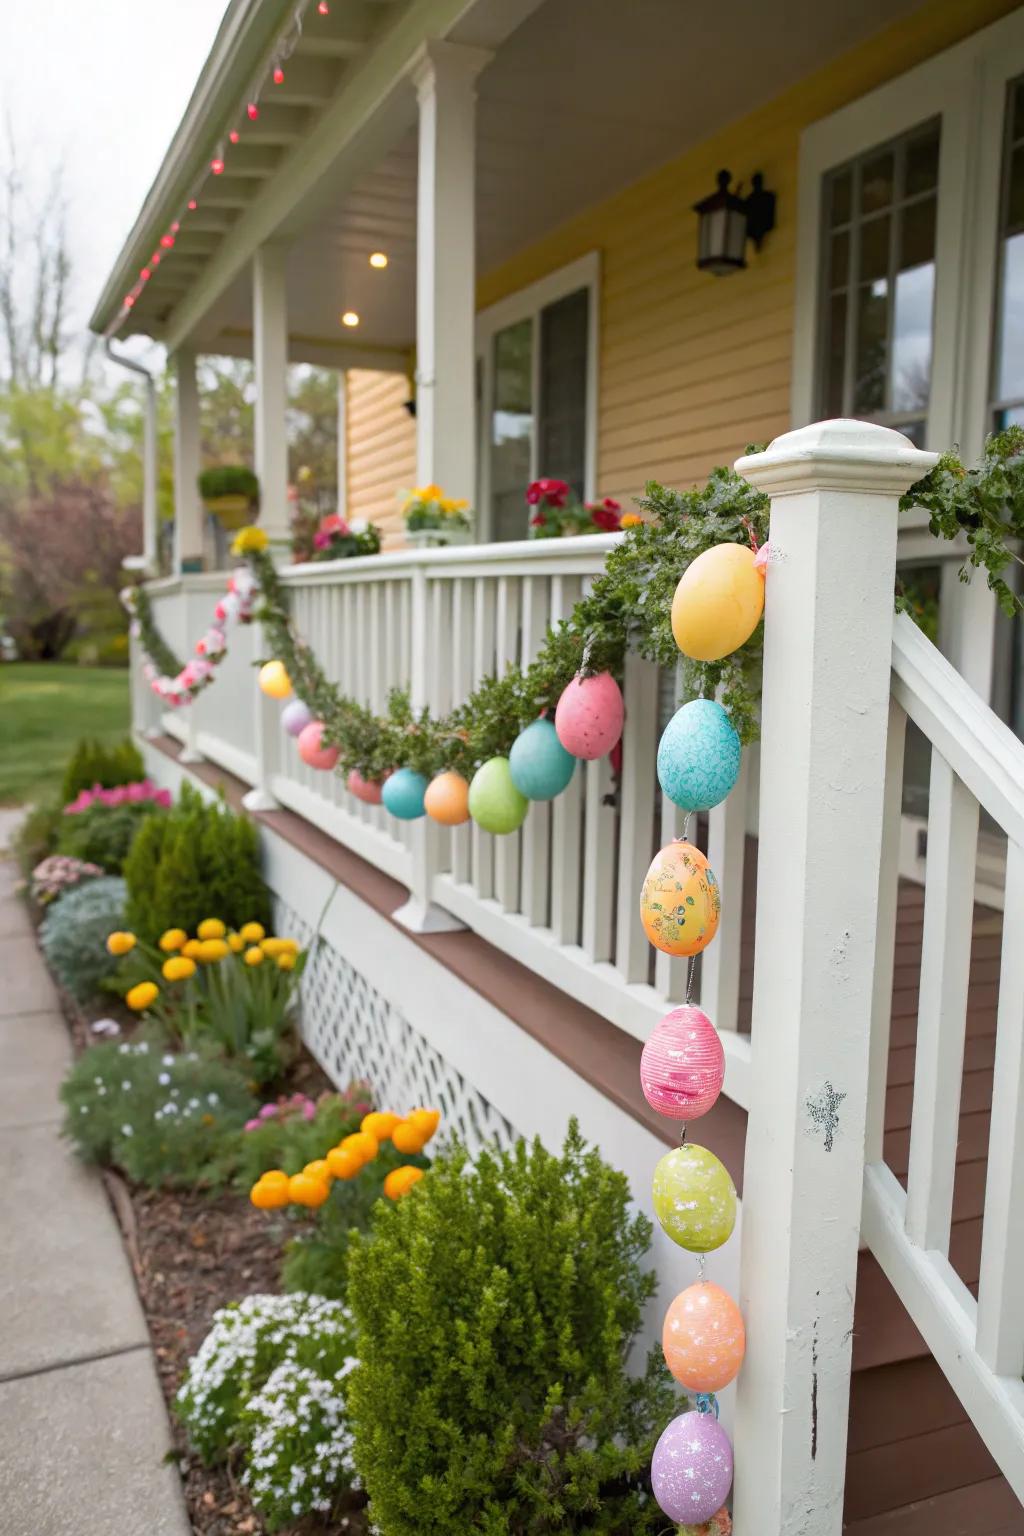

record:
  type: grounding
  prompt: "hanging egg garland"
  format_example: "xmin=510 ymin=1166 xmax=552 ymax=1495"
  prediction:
xmin=382 ymin=767 xmax=428 ymax=821
xmin=641 ymin=1006 xmax=725 ymax=1121
xmin=297 ymin=720 xmax=339 ymax=770
xmin=652 ymin=1411 xmax=735 ymax=1526
xmin=640 ymin=841 xmax=721 ymax=957
xmin=281 ymin=698 xmax=313 ymax=738
xmin=652 ymin=1144 xmax=736 ymax=1253
xmin=662 ymin=1280 xmax=746 ymax=1393
xmin=468 ymin=757 xmax=529 ymax=835
xmin=657 ymin=699 xmax=740 ymax=813
xmin=424 ymin=770 xmax=471 ymax=826
xmin=554 ymin=671 xmax=624 ymax=760
xmin=671 ymin=542 xmax=765 ymax=662
xmin=259 ymin=659 xmax=292 ymax=699
xmin=509 ymin=718 xmax=576 ymax=800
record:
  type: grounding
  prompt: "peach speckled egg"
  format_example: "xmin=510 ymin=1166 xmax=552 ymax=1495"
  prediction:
xmin=662 ymin=1280 xmax=746 ymax=1392
xmin=641 ymin=1006 xmax=725 ymax=1120
xmin=424 ymin=770 xmax=470 ymax=826
xmin=554 ymin=672 xmax=624 ymax=760
xmin=671 ymin=542 xmax=765 ymax=661
xmin=640 ymin=841 xmax=720 ymax=957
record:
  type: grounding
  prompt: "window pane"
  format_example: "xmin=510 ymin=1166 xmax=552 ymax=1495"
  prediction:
xmin=906 ymin=127 xmax=940 ymax=195
xmin=993 ymin=79 xmax=1024 ymax=421
xmin=1013 ymin=80 xmax=1024 ymax=143
xmin=829 ymin=229 xmax=849 ymax=288
xmin=892 ymin=263 xmax=935 ymax=413
xmin=825 ymin=292 xmax=847 ymax=415
xmin=1008 ymin=145 xmax=1024 ymax=236
xmin=997 ymin=235 xmax=1024 ymax=401
xmin=830 ymin=170 xmax=852 ymax=227
xmin=900 ymin=196 xmax=936 ymax=270
xmin=538 ymin=288 xmax=589 ymax=502
xmin=855 ymin=283 xmax=888 ymax=412
xmin=490 ymin=319 xmax=533 ymax=541
xmin=860 ymin=214 xmax=891 ymax=282
xmin=860 ymin=151 xmax=894 ymax=213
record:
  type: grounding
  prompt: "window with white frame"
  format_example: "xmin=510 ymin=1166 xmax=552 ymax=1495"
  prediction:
xmin=476 ymin=255 xmax=598 ymax=542
xmin=990 ymin=72 xmax=1024 ymax=431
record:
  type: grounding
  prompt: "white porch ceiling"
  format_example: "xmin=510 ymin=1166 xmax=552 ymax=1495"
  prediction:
xmin=109 ymin=0 xmax=927 ymax=360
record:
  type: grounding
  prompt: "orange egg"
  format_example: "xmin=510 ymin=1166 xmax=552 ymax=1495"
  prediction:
xmin=288 ymin=1173 xmax=330 ymax=1208
xmin=662 ymin=1281 xmax=746 ymax=1392
xmin=383 ymin=1166 xmax=425 ymax=1200
xmin=341 ymin=1131 xmax=379 ymax=1163
xmin=640 ymin=841 xmax=720 ymax=957
xmin=326 ymin=1146 xmax=363 ymax=1180
xmin=360 ymin=1111 xmax=401 ymax=1142
xmin=391 ymin=1120 xmax=428 ymax=1155
xmin=424 ymin=770 xmax=471 ymax=826
xmin=406 ymin=1108 xmax=441 ymax=1141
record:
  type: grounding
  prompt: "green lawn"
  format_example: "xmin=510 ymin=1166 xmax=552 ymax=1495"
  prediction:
xmin=0 ymin=663 xmax=132 ymax=804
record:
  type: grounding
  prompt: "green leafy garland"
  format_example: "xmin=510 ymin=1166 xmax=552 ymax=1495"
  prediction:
xmin=124 ymin=427 xmax=1017 ymax=781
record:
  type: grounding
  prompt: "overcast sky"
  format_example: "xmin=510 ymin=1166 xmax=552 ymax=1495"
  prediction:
xmin=1 ymin=0 xmax=223 ymax=367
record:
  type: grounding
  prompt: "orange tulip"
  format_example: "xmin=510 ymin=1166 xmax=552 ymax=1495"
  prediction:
xmin=251 ymin=1178 xmax=290 ymax=1210
xmin=288 ymin=1173 xmax=330 ymax=1208
xmin=340 ymin=1131 xmax=379 ymax=1163
xmin=326 ymin=1146 xmax=363 ymax=1180
xmin=384 ymin=1166 xmax=425 ymax=1200
xmin=361 ymin=1111 xmax=401 ymax=1142
xmin=407 ymin=1108 xmax=441 ymax=1141
xmin=391 ymin=1120 xmax=427 ymax=1155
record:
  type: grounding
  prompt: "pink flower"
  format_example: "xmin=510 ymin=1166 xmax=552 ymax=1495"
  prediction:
xmin=258 ymin=1103 xmax=278 ymax=1120
xmin=244 ymin=1118 xmax=260 ymax=1132
xmin=530 ymin=512 xmax=546 ymax=527
xmin=214 ymin=601 xmax=228 ymax=622
xmin=155 ymin=789 xmax=172 ymax=808
xmin=302 ymin=1100 xmax=316 ymax=1120
xmin=319 ymin=513 xmax=349 ymax=537
xmin=313 ymin=531 xmax=331 ymax=550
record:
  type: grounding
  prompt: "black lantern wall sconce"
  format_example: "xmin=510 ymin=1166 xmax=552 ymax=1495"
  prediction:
xmin=693 ymin=169 xmax=776 ymax=275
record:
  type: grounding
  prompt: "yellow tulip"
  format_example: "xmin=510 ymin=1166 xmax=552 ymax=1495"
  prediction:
xmin=197 ymin=918 xmax=226 ymax=940
xmin=276 ymin=952 xmax=296 ymax=972
xmin=260 ymin=938 xmax=286 ymax=958
xmin=197 ymin=938 xmax=229 ymax=963
xmin=231 ymin=525 xmax=269 ymax=555
xmin=159 ymin=928 xmax=188 ymax=952
xmin=106 ymin=931 xmax=136 ymax=956
xmin=182 ymin=939 xmax=203 ymax=960
xmin=239 ymin=922 xmax=266 ymax=943
xmin=244 ymin=946 xmax=265 ymax=967
xmin=126 ymin=981 xmax=159 ymax=1011
xmin=227 ymin=932 xmax=245 ymax=953
xmin=162 ymin=955 xmax=197 ymax=982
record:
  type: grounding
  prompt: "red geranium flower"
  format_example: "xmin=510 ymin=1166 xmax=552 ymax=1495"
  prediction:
xmin=319 ymin=513 xmax=350 ymax=537
xmin=530 ymin=512 xmax=546 ymax=526
xmin=526 ymin=478 xmax=570 ymax=509
xmin=590 ymin=504 xmax=621 ymax=531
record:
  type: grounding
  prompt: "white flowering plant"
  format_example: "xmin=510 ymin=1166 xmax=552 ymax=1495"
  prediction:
xmin=176 ymin=1292 xmax=359 ymax=1530
xmin=59 ymin=1033 xmax=256 ymax=1188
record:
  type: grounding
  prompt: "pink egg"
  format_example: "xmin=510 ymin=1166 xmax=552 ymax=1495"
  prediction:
xmin=554 ymin=672 xmax=624 ymax=760
xmin=640 ymin=1005 xmax=725 ymax=1120
xmin=347 ymin=769 xmax=384 ymax=804
xmin=297 ymin=721 xmax=339 ymax=771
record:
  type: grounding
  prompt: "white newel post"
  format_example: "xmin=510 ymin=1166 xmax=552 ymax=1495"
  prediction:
xmin=410 ymin=40 xmax=491 ymax=504
xmin=732 ymin=421 xmax=936 ymax=1535
xmin=172 ymin=349 xmax=204 ymax=573
xmin=253 ymin=243 xmax=292 ymax=551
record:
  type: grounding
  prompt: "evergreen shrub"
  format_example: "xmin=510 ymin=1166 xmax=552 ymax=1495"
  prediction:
xmin=61 ymin=737 xmax=144 ymax=804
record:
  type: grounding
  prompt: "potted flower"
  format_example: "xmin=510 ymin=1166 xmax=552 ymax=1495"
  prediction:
xmin=199 ymin=466 xmax=260 ymax=531
xmin=291 ymin=512 xmax=382 ymax=563
xmin=526 ymin=478 xmax=624 ymax=538
xmin=401 ymin=484 xmax=473 ymax=548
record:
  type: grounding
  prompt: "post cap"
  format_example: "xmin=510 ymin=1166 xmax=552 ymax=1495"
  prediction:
xmin=736 ymin=418 xmax=938 ymax=497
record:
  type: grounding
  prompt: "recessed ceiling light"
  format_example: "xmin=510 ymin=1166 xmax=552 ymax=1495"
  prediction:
xmin=341 ymin=310 xmax=360 ymax=327
xmin=369 ymin=251 xmax=388 ymax=269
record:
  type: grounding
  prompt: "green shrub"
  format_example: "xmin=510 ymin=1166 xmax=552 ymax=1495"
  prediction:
xmin=61 ymin=737 xmax=144 ymax=805
xmin=198 ymin=465 xmax=260 ymax=503
xmin=56 ymin=799 xmax=164 ymax=874
xmin=60 ymin=1034 xmax=256 ymax=1188
xmin=123 ymin=783 xmax=271 ymax=943
xmin=176 ymin=1292 xmax=358 ymax=1529
xmin=346 ymin=1122 xmax=677 ymax=1536
xmin=39 ymin=876 xmax=127 ymax=1001
xmin=13 ymin=798 xmax=63 ymax=875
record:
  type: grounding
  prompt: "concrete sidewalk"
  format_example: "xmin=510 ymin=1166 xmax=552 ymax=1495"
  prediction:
xmin=0 ymin=845 xmax=191 ymax=1536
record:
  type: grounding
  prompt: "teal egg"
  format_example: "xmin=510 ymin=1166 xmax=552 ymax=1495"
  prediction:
xmin=468 ymin=757 xmax=529 ymax=835
xmin=657 ymin=699 xmax=740 ymax=813
xmin=381 ymin=767 xmax=428 ymax=820
xmin=652 ymin=1144 xmax=736 ymax=1253
xmin=509 ymin=719 xmax=576 ymax=800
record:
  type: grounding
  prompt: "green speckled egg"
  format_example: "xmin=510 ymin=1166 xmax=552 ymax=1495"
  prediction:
xmin=652 ymin=1144 xmax=736 ymax=1253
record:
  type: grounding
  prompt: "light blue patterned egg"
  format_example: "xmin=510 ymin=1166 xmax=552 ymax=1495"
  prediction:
xmin=657 ymin=699 xmax=740 ymax=813
xmin=509 ymin=719 xmax=576 ymax=800
xmin=382 ymin=767 xmax=428 ymax=820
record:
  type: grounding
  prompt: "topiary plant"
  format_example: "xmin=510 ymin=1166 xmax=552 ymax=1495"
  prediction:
xmin=56 ymin=799 xmax=164 ymax=874
xmin=345 ymin=1120 xmax=678 ymax=1536
xmin=123 ymin=783 xmax=270 ymax=943
xmin=61 ymin=737 xmax=144 ymax=805
xmin=38 ymin=876 xmax=127 ymax=1001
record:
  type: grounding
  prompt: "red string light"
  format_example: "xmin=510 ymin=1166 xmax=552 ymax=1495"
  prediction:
xmin=170 ymin=220 xmax=180 ymax=233
xmin=160 ymin=233 xmax=175 ymax=248
xmin=140 ymin=267 xmax=151 ymax=281
xmin=151 ymin=252 xmax=161 ymax=266
xmin=273 ymin=66 xmax=284 ymax=85
xmin=188 ymin=199 xmax=198 ymax=211
xmin=211 ymin=157 xmax=225 ymax=175
xmin=229 ymin=130 xmax=239 ymax=144
xmin=247 ymin=102 xmax=259 ymax=120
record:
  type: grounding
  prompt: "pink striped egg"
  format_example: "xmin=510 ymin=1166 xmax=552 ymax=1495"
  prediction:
xmin=640 ymin=1005 xmax=725 ymax=1121
xmin=554 ymin=672 xmax=624 ymax=760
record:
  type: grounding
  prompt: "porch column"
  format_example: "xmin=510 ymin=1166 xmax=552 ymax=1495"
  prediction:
xmin=172 ymin=348 xmax=203 ymax=573
xmin=411 ymin=41 xmax=491 ymax=503
xmin=253 ymin=243 xmax=291 ymax=548
xmin=337 ymin=370 xmax=348 ymax=517
xmin=732 ymin=420 xmax=936 ymax=1536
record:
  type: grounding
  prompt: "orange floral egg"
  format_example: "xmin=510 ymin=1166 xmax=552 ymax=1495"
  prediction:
xmin=640 ymin=841 xmax=720 ymax=957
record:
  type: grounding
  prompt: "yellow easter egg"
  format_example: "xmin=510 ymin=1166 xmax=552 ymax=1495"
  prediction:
xmin=671 ymin=543 xmax=764 ymax=662
xmin=259 ymin=660 xmax=292 ymax=700
xmin=640 ymin=841 xmax=721 ymax=957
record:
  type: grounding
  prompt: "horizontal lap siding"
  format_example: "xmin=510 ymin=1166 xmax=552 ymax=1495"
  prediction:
xmin=476 ymin=0 xmax=1019 ymax=506
xmin=345 ymin=369 xmax=415 ymax=548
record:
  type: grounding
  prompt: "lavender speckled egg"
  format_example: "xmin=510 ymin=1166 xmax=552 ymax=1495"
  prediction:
xmin=652 ymin=1410 xmax=734 ymax=1525
xmin=640 ymin=1006 xmax=724 ymax=1121
xmin=554 ymin=672 xmax=624 ymax=760
xmin=657 ymin=699 xmax=740 ymax=812
xmin=281 ymin=699 xmax=313 ymax=738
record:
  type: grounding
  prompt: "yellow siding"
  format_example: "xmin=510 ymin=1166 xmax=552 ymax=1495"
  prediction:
xmin=477 ymin=0 xmax=1020 ymax=509
xmin=345 ymin=369 xmax=416 ymax=547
